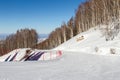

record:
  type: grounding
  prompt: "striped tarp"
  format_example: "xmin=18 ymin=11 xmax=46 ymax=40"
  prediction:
xmin=9 ymin=52 xmax=18 ymax=61
xmin=5 ymin=55 xmax=11 ymax=62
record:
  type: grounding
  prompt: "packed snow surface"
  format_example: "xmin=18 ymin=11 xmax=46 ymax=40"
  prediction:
xmin=0 ymin=52 xmax=120 ymax=80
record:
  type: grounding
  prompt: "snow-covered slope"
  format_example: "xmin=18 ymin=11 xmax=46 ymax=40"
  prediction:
xmin=55 ymin=27 xmax=120 ymax=55
xmin=0 ymin=52 xmax=120 ymax=80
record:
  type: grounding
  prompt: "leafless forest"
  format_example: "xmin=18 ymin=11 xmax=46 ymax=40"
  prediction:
xmin=37 ymin=0 xmax=120 ymax=49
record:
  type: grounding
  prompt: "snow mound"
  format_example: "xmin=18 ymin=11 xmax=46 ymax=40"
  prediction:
xmin=0 ymin=48 xmax=62 ymax=62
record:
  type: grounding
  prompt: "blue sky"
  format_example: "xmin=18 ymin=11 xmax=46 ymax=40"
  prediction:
xmin=0 ymin=0 xmax=85 ymax=34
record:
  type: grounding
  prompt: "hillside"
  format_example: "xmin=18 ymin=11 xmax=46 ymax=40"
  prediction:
xmin=55 ymin=25 xmax=120 ymax=55
xmin=37 ymin=0 xmax=120 ymax=49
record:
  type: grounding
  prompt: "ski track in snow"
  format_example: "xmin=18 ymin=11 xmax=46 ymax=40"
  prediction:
xmin=0 ymin=51 xmax=120 ymax=80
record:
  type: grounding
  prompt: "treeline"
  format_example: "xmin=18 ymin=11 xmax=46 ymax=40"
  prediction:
xmin=36 ymin=0 xmax=120 ymax=49
xmin=0 ymin=29 xmax=38 ymax=56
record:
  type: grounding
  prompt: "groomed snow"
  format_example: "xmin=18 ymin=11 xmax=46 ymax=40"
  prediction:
xmin=0 ymin=52 xmax=120 ymax=80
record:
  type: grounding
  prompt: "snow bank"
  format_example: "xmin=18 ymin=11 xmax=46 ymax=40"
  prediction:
xmin=0 ymin=48 xmax=62 ymax=62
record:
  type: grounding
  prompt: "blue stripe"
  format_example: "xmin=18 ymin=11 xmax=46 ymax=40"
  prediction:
xmin=26 ymin=52 xmax=44 ymax=61
xmin=5 ymin=55 xmax=11 ymax=62
xmin=24 ymin=52 xmax=36 ymax=61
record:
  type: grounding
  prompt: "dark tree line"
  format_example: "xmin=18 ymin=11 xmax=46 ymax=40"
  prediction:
xmin=0 ymin=28 xmax=38 ymax=56
xmin=36 ymin=0 xmax=120 ymax=49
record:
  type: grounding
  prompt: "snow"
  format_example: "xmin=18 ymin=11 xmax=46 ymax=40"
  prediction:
xmin=0 ymin=25 xmax=120 ymax=80
xmin=55 ymin=27 xmax=120 ymax=55
xmin=0 ymin=52 xmax=120 ymax=80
